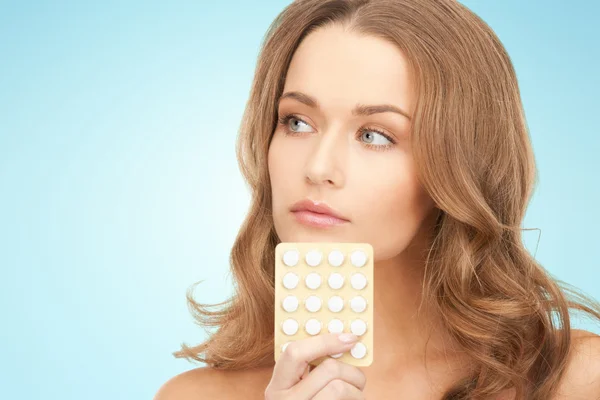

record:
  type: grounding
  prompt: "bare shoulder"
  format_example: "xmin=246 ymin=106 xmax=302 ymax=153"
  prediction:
xmin=553 ymin=328 xmax=600 ymax=399
xmin=153 ymin=365 xmax=274 ymax=400
xmin=153 ymin=367 xmax=228 ymax=400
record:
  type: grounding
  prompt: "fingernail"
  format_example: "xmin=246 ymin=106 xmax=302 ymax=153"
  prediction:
xmin=338 ymin=333 xmax=359 ymax=343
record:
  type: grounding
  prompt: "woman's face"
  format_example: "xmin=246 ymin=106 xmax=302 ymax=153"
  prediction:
xmin=268 ymin=25 xmax=437 ymax=261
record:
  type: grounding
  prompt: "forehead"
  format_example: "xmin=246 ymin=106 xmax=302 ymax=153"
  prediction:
xmin=282 ymin=26 xmax=414 ymax=115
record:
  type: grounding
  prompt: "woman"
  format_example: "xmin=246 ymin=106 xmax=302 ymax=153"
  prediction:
xmin=155 ymin=0 xmax=600 ymax=398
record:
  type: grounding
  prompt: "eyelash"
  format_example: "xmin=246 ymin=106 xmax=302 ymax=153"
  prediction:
xmin=277 ymin=113 xmax=397 ymax=152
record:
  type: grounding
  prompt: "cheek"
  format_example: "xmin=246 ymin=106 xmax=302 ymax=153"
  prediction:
xmin=361 ymin=172 xmax=420 ymax=223
xmin=349 ymin=166 xmax=432 ymax=259
xmin=268 ymin=137 xmax=284 ymax=187
xmin=268 ymin=138 xmax=295 ymax=209
xmin=267 ymin=145 xmax=280 ymax=201
xmin=268 ymin=132 xmax=309 ymax=188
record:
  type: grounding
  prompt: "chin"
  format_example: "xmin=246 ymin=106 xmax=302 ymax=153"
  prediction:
xmin=278 ymin=225 xmax=355 ymax=244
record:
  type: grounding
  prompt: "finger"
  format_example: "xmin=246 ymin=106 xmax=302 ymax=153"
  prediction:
xmin=300 ymin=364 xmax=310 ymax=380
xmin=290 ymin=358 xmax=366 ymax=399
xmin=312 ymin=378 xmax=364 ymax=400
xmin=269 ymin=333 xmax=359 ymax=390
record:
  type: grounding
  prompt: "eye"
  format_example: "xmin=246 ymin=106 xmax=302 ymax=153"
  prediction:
xmin=357 ymin=127 xmax=396 ymax=152
xmin=277 ymin=113 xmax=397 ymax=152
xmin=359 ymin=129 xmax=393 ymax=147
xmin=278 ymin=113 xmax=313 ymax=133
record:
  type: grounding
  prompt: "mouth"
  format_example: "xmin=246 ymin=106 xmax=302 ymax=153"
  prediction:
xmin=290 ymin=198 xmax=349 ymax=228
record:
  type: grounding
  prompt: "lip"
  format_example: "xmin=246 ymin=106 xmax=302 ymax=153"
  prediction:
xmin=290 ymin=199 xmax=349 ymax=228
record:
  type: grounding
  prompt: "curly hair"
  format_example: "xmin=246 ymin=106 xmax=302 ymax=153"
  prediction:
xmin=172 ymin=1 xmax=600 ymax=398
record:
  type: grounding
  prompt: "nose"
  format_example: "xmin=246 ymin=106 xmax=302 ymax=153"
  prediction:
xmin=304 ymin=130 xmax=345 ymax=187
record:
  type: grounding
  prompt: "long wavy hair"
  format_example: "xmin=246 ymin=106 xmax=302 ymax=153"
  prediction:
xmin=173 ymin=0 xmax=600 ymax=398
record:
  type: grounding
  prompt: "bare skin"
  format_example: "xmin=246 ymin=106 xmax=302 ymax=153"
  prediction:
xmin=153 ymin=329 xmax=600 ymax=399
xmin=265 ymin=24 xmax=475 ymax=397
xmin=154 ymin=25 xmax=600 ymax=400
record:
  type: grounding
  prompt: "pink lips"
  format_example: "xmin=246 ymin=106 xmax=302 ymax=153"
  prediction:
xmin=290 ymin=199 xmax=349 ymax=228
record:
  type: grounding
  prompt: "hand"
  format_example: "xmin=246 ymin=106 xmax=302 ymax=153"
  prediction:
xmin=264 ymin=333 xmax=367 ymax=399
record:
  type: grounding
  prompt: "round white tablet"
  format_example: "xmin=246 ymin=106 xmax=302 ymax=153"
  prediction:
xmin=283 ymin=249 xmax=300 ymax=266
xmin=330 ymin=352 xmax=343 ymax=358
xmin=327 ymin=318 xmax=344 ymax=334
xmin=305 ymin=250 xmax=322 ymax=266
xmin=282 ymin=272 xmax=299 ymax=289
xmin=328 ymin=295 xmax=344 ymax=313
xmin=328 ymin=250 xmax=344 ymax=267
xmin=350 ymin=296 xmax=367 ymax=313
xmin=328 ymin=272 xmax=344 ymax=289
xmin=305 ymin=295 xmax=322 ymax=312
xmin=282 ymin=295 xmax=299 ymax=312
xmin=350 ymin=273 xmax=367 ymax=290
xmin=350 ymin=249 xmax=367 ymax=267
xmin=281 ymin=341 xmax=292 ymax=352
xmin=305 ymin=318 xmax=322 ymax=335
xmin=305 ymin=272 xmax=322 ymax=289
xmin=350 ymin=319 xmax=367 ymax=336
xmin=282 ymin=318 xmax=299 ymax=335
xmin=350 ymin=342 xmax=367 ymax=359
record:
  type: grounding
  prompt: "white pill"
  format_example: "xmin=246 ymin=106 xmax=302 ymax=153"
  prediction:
xmin=350 ymin=296 xmax=367 ymax=313
xmin=350 ymin=273 xmax=367 ymax=290
xmin=350 ymin=319 xmax=367 ymax=336
xmin=330 ymin=352 xmax=343 ymax=358
xmin=328 ymin=295 xmax=344 ymax=313
xmin=327 ymin=318 xmax=344 ymax=334
xmin=282 ymin=318 xmax=299 ymax=335
xmin=283 ymin=249 xmax=300 ymax=266
xmin=328 ymin=250 xmax=344 ymax=266
xmin=305 ymin=272 xmax=322 ymax=289
xmin=350 ymin=342 xmax=367 ymax=359
xmin=305 ymin=295 xmax=322 ymax=312
xmin=328 ymin=272 xmax=344 ymax=289
xmin=282 ymin=272 xmax=299 ymax=289
xmin=350 ymin=249 xmax=368 ymax=267
xmin=282 ymin=295 xmax=299 ymax=312
xmin=305 ymin=318 xmax=322 ymax=335
xmin=281 ymin=341 xmax=292 ymax=352
xmin=305 ymin=250 xmax=322 ymax=266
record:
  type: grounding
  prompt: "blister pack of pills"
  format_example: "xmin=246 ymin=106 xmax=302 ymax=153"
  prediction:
xmin=274 ymin=242 xmax=374 ymax=366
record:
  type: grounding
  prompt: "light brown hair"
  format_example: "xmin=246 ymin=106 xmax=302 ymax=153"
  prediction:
xmin=173 ymin=0 xmax=600 ymax=398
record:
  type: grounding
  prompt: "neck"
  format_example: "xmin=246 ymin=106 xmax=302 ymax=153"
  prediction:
xmin=368 ymin=210 xmax=465 ymax=373
xmin=371 ymin=255 xmax=442 ymax=364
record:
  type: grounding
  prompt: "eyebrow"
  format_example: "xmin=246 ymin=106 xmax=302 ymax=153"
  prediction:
xmin=278 ymin=91 xmax=411 ymax=121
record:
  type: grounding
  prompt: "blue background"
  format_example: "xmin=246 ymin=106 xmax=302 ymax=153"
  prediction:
xmin=1 ymin=1 xmax=598 ymax=398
